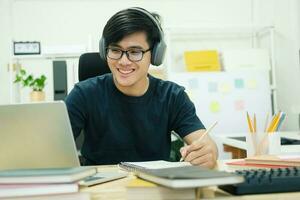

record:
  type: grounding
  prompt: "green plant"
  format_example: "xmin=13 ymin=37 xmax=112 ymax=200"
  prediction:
xmin=14 ymin=69 xmax=46 ymax=92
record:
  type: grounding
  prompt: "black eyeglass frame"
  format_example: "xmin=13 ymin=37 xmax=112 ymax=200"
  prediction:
xmin=106 ymin=47 xmax=151 ymax=62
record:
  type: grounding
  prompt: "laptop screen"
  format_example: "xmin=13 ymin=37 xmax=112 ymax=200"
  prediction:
xmin=0 ymin=101 xmax=80 ymax=170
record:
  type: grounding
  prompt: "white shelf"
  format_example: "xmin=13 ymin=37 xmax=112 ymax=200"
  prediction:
xmin=164 ymin=25 xmax=277 ymax=113
xmin=165 ymin=25 xmax=274 ymax=38
xmin=12 ymin=53 xmax=81 ymax=60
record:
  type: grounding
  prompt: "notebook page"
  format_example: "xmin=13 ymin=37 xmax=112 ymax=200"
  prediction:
xmin=120 ymin=160 xmax=191 ymax=170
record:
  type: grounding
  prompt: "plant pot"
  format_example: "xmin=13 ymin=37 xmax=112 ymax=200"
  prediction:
xmin=30 ymin=91 xmax=45 ymax=102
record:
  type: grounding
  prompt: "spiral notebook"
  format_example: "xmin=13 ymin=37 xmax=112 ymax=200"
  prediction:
xmin=119 ymin=160 xmax=191 ymax=171
xmin=119 ymin=160 xmax=244 ymax=188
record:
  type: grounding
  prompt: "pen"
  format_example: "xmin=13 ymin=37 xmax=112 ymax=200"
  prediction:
xmin=264 ymin=112 xmax=270 ymax=132
xmin=276 ymin=112 xmax=286 ymax=131
xmin=246 ymin=112 xmax=254 ymax=133
xmin=246 ymin=112 xmax=257 ymax=154
xmin=180 ymin=121 xmax=218 ymax=162
xmin=253 ymin=113 xmax=257 ymax=133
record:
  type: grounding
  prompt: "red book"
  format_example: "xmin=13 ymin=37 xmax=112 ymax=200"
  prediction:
xmin=226 ymin=160 xmax=288 ymax=168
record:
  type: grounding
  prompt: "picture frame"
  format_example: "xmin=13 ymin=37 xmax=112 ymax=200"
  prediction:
xmin=13 ymin=41 xmax=41 ymax=55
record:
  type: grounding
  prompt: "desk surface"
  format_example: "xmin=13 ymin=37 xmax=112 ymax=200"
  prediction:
xmin=79 ymin=161 xmax=300 ymax=200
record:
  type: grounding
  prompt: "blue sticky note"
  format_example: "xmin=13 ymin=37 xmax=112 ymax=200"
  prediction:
xmin=234 ymin=79 xmax=244 ymax=89
xmin=188 ymin=78 xmax=199 ymax=89
xmin=208 ymin=82 xmax=218 ymax=92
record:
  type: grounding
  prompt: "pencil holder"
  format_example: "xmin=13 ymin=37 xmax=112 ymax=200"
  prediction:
xmin=246 ymin=132 xmax=281 ymax=157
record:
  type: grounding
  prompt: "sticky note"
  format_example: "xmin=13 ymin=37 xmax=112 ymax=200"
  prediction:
xmin=219 ymin=82 xmax=231 ymax=94
xmin=234 ymin=79 xmax=244 ymax=89
xmin=234 ymin=100 xmax=245 ymax=111
xmin=210 ymin=101 xmax=221 ymax=113
xmin=188 ymin=78 xmax=199 ymax=89
xmin=246 ymin=79 xmax=257 ymax=89
xmin=208 ymin=82 xmax=218 ymax=93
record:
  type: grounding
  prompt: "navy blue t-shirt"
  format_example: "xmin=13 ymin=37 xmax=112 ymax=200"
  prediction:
xmin=65 ymin=74 xmax=204 ymax=165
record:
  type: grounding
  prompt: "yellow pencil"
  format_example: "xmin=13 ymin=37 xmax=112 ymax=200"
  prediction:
xmin=246 ymin=112 xmax=254 ymax=133
xmin=270 ymin=112 xmax=282 ymax=132
xmin=253 ymin=114 xmax=257 ymax=133
xmin=246 ymin=112 xmax=257 ymax=154
xmin=267 ymin=112 xmax=280 ymax=133
xmin=264 ymin=112 xmax=270 ymax=132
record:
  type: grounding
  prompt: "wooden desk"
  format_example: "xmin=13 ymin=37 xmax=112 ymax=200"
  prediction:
xmin=79 ymin=161 xmax=300 ymax=200
xmin=219 ymin=131 xmax=300 ymax=159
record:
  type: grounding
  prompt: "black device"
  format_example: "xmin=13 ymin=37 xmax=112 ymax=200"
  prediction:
xmin=219 ymin=167 xmax=300 ymax=195
xmin=53 ymin=60 xmax=68 ymax=100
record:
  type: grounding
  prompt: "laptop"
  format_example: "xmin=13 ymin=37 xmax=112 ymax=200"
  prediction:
xmin=0 ymin=101 xmax=128 ymax=184
xmin=0 ymin=101 xmax=80 ymax=170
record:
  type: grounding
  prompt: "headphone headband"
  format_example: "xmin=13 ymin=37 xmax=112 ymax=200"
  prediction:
xmin=128 ymin=7 xmax=164 ymax=39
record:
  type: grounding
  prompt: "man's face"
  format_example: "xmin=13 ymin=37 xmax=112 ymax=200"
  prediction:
xmin=107 ymin=32 xmax=151 ymax=93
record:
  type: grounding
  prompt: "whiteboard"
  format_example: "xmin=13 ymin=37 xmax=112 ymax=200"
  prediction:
xmin=168 ymin=70 xmax=272 ymax=135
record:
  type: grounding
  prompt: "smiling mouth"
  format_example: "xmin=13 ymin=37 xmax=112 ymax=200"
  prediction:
xmin=117 ymin=68 xmax=135 ymax=75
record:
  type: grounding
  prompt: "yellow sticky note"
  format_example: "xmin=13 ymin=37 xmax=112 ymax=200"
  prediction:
xmin=210 ymin=101 xmax=221 ymax=113
xmin=219 ymin=82 xmax=231 ymax=94
xmin=246 ymin=79 xmax=257 ymax=89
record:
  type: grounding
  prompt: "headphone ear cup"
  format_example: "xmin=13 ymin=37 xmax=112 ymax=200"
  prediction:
xmin=99 ymin=37 xmax=106 ymax=61
xmin=151 ymin=41 xmax=166 ymax=66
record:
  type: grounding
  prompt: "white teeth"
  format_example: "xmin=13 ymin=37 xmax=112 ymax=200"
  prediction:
xmin=118 ymin=69 xmax=134 ymax=74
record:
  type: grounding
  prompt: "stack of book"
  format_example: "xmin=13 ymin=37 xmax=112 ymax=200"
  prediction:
xmin=0 ymin=192 xmax=90 ymax=200
xmin=0 ymin=167 xmax=96 ymax=199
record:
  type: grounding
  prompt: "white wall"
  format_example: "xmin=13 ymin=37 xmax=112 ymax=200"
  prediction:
xmin=2 ymin=0 xmax=254 ymax=103
xmin=253 ymin=0 xmax=300 ymax=130
xmin=0 ymin=0 xmax=12 ymax=104
xmin=11 ymin=0 xmax=253 ymax=50
xmin=1 ymin=0 xmax=299 ymax=130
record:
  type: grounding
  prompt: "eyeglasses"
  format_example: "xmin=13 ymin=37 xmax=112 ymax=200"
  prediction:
xmin=106 ymin=47 xmax=151 ymax=62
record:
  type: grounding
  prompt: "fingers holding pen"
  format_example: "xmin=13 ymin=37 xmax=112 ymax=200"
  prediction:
xmin=180 ymin=140 xmax=206 ymax=161
xmin=180 ymin=139 xmax=216 ymax=168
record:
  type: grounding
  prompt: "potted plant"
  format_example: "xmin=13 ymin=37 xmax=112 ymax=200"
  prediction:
xmin=14 ymin=68 xmax=47 ymax=102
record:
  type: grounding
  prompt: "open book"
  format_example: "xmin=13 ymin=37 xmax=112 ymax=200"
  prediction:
xmin=119 ymin=160 xmax=191 ymax=171
xmin=119 ymin=160 xmax=244 ymax=188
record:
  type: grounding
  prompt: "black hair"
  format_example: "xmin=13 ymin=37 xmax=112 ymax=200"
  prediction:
xmin=102 ymin=7 xmax=162 ymax=49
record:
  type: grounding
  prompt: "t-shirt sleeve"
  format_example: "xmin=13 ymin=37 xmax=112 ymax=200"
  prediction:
xmin=65 ymin=84 xmax=88 ymax=139
xmin=170 ymin=88 xmax=205 ymax=138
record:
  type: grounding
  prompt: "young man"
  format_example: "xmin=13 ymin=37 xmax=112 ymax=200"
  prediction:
xmin=65 ymin=7 xmax=218 ymax=168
